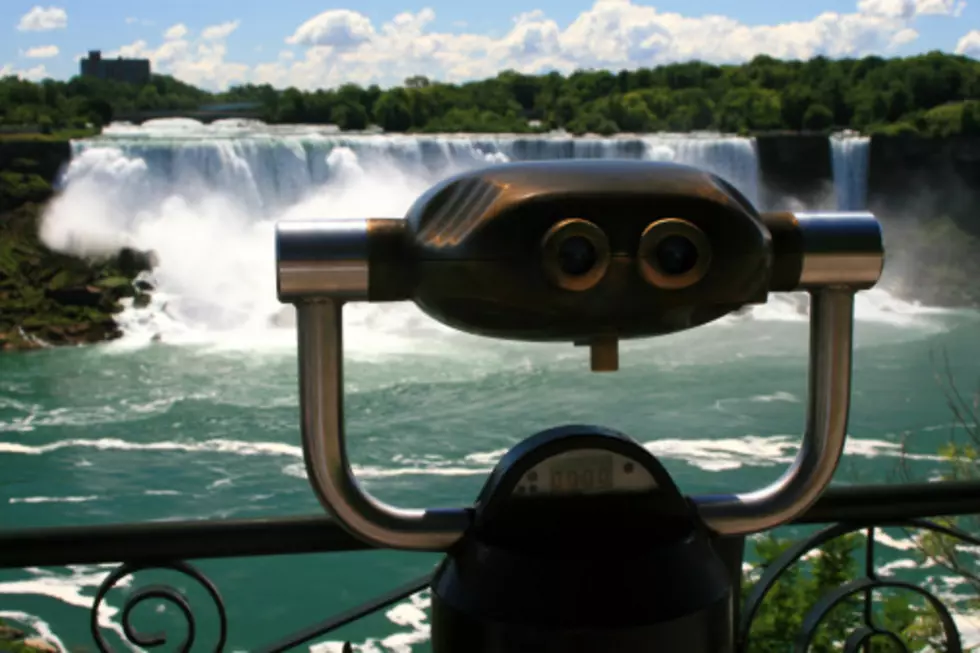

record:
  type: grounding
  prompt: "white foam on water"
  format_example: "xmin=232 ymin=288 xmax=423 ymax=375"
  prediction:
xmin=0 ymin=437 xmax=302 ymax=457
xmin=308 ymin=590 xmax=432 ymax=653
xmin=280 ymin=462 xmax=490 ymax=480
xmin=0 ymin=434 xmax=943 ymax=473
xmin=723 ymin=288 xmax=960 ymax=331
xmin=750 ymin=391 xmax=800 ymax=403
xmin=8 ymin=495 xmax=99 ymax=504
xmin=0 ymin=429 xmax=957 ymax=493
xmin=0 ymin=566 xmax=132 ymax=652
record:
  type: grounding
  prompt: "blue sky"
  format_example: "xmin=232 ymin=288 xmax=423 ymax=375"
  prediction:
xmin=2 ymin=0 xmax=979 ymax=90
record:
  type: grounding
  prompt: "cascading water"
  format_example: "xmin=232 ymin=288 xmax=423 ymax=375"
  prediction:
xmin=37 ymin=121 xmax=942 ymax=346
xmin=830 ymin=134 xmax=871 ymax=211
xmin=39 ymin=122 xmax=768 ymax=345
xmin=36 ymin=120 xmax=952 ymax=349
xmin=64 ymin=124 xmax=763 ymax=215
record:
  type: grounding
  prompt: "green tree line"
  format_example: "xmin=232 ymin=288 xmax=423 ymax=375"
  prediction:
xmin=1 ymin=51 xmax=979 ymax=137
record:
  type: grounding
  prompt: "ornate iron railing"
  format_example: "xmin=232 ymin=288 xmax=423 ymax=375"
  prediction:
xmin=2 ymin=479 xmax=980 ymax=652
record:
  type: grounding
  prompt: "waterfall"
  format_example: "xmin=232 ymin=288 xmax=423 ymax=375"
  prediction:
xmin=36 ymin=120 xmax=771 ymax=342
xmin=64 ymin=125 xmax=762 ymax=217
xmin=830 ymin=134 xmax=870 ymax=211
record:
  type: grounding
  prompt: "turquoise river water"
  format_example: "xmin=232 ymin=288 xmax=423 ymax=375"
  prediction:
xmin=1 ymin=122 xmax=979 ymax=651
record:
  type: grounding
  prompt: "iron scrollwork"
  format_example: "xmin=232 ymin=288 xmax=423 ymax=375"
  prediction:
xmin=4 ymin=483 xmax=980 ymax=651
xmin=85 ymin=557 xmax=431 ymax=653
xmin=89 ymin=560 xmax=228 ymax=653
xmin=738 ymin=518 xmax=980 ymax=653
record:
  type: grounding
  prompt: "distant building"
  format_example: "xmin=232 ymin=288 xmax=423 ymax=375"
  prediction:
xmin=80 ymin=50 xmax=151 ymax=85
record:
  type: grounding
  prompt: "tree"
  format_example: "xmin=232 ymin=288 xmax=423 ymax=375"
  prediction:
xmin=964 ymin=101 xmax=980 ymax=135
xmin=781 ymin=84 xmax=817 ymax=130
xmin=137 ymin=84 xmax=161 ymax=110
xmin=372 ymin=89 xmax=413 ymax=131
xmin=330 ymin=103 xmax=368 ymax=130
xmin=2 ymin=52 xmax=979 ymax=135
xmin=900 ymin=350 xmax=980 ymax=587
xmin=744 ymin=532 xmax=935 ymax=651
xmin=802 ymin=103 xmax=834 ymax=131
xmin=404 ymin=75 xmax=431 ymax=89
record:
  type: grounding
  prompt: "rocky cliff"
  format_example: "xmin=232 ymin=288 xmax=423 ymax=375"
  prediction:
xmin=756 ymin=133 xmax=980 ymax=307
xmin=755 ymin=134 xmax=835 ymax=211
xmin=0 ymin=140 xmax=155 ymax=352
xmin=866 ymin=135 xmax=980 ymax=307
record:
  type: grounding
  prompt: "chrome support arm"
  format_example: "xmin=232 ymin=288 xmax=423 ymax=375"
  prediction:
xmin=693 ymin=289 xmax=855 ymax=536
xmin=296 ymin=299 xmax=472 ymax=551
xmin=694 ymin=210 xmax=882 ymax=536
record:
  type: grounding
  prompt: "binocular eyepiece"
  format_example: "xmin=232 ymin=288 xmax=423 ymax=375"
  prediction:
xmin=541 ymin=216 xmax=710 ymax=292
xmin=541 ymin=219 xmax=610 ymax=291
xmin=277 ymin=159 xmax=883 ymax=372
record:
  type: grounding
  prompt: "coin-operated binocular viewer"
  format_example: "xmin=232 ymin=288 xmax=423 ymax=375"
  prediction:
xmin=275 ymin=160 xmax=884 ymax=653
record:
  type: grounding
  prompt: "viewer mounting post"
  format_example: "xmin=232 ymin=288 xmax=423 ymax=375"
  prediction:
xmin=276 ymin=160 xmax=884 ymax=651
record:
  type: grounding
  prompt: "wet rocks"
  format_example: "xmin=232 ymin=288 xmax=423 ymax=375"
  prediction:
xmin=0 ymin=202 xmax=157 ymax=352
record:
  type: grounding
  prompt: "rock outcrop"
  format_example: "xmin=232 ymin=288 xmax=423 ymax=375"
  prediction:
xmin=0 ymin=617 xmax=59 ymax=652
xmin=0 ymin=142 xmax=157 ymax=352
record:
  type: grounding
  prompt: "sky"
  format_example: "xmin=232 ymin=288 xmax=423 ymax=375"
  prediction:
xmin=1 ymin=0 xmax=979 ymax=91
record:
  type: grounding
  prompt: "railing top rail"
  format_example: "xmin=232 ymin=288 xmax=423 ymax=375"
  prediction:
xmin=2 ymin=480 xmax=978 ymax=569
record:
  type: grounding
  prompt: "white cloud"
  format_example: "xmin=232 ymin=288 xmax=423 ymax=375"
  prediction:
xmin=286 ymin=10 xmax=376 ymax=48
xmin=17 ymin=6 xmax=67 ymax=31
xmin=22 ymin=45 xmax=60 ymax=59
xmin=857 ymin=0 xmax=965 ymax=17
xmin=202 ymin=20 xmax=240 ymax=41
xmin=101 ymin=0 xmax=973 ymax=92
xmin=890 ymin=27 xmax=919 ymax=47
xmin=126 ymin=17 xmax=138 ymax=25
xmin=955 ymin=29 xmax=980 ymax=57
xmin=256 ymin=0 xmax=965 ymax=90
xmin=164 ymin=23 xmax=189 ymax=40
xmin=0 ymin=63 xmax=49 ymax=80
xmin=915 ymin=0 xmax=967 ymax=15
xmin=108 ymin=19 xmax=248 ymax=90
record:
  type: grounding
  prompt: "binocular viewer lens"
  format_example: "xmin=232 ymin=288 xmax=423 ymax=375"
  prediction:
xmin=653 ymin=235 xmax=699 ymax=276
xmin=541 ymin=219 xmax=611 ymax=292
xmin=557 ymin=236 xmax=599 ymax=277
xmin=541 ymin=217 xmax=711 ymax=291
xmin=637 ymin=218 xmax=712 ymax=290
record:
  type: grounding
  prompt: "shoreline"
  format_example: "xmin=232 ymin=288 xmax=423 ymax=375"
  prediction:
xmin=0 ymin=200 xmax=156 ymax=353
xmin=0 ymin=145 xmax=157 ymax=353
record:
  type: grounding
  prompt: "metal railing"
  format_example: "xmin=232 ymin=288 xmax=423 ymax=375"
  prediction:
xmin=2 ymin=480 xmax=979 ymax=651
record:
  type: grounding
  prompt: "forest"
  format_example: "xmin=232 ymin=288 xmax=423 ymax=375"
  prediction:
xmin=0 ymin=51 xmax=979 ymax=136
